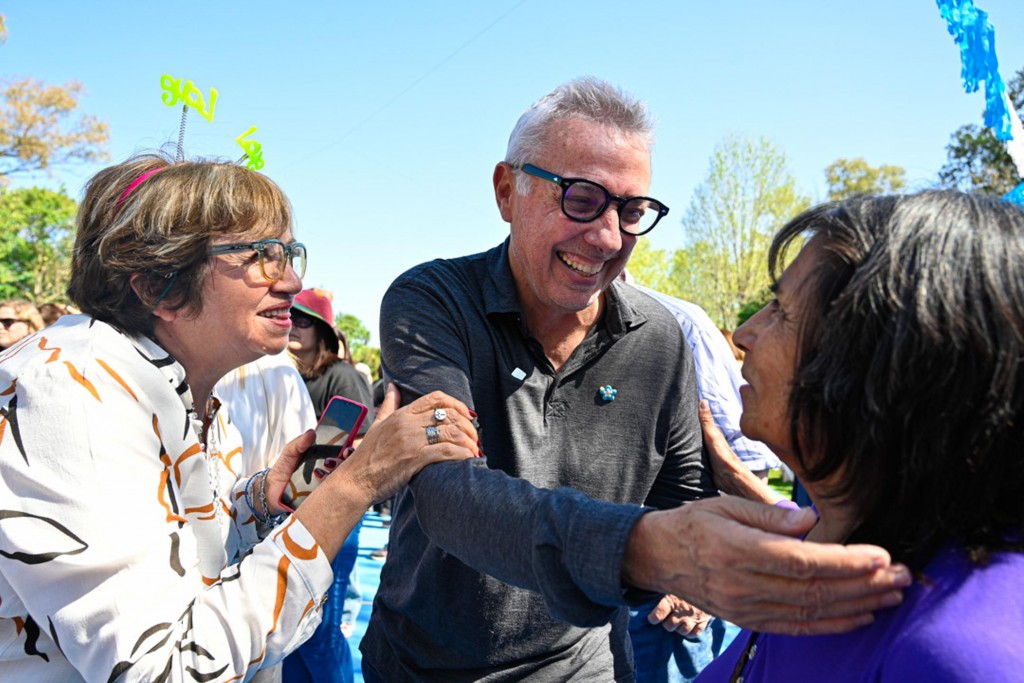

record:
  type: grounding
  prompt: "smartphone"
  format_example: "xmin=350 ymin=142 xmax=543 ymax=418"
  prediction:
xmin=280 ymin=396 xmax=368 ymax=512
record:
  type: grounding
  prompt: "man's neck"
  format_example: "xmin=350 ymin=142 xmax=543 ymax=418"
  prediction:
xmin=522 ymin=299 xmax=603 ymax=373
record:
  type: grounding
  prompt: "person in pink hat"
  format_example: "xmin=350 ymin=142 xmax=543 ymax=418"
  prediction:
xmin=285 ymin=287 xmax=376 ymax=683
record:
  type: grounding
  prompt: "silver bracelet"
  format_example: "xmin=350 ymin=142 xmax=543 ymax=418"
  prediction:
xmin=255 ymin=469 xmax=287 ymax=527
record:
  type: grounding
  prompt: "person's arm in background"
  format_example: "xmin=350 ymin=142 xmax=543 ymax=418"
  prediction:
xmin=639 ymin=286 xmax=779 ymax=476
xmin=699 ymin=401 xmax=783 ymax=505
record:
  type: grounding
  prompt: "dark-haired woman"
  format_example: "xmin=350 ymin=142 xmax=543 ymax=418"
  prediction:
xmin=698 ymin=191 xmax=1024 ymax=681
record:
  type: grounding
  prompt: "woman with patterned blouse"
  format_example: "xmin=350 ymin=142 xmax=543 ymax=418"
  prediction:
xmin=0 ymin=152 xmax=478 ymax=681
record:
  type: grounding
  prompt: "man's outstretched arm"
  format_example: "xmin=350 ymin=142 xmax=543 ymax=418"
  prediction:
xmin=622 ymin=495 xmax=911 ymax=635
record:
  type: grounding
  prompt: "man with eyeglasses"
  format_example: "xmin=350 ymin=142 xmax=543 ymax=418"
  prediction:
xmin=362 ymin=78 xmax=909 ymax=682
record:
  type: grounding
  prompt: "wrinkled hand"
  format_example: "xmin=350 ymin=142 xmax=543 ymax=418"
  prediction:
xmin=331 ymin=385 xmax=478 ymax=506
xmin=647 ymin=594 xmax=712 ymax=637
xmin=621 ymin=496 xmax=912 ymax=636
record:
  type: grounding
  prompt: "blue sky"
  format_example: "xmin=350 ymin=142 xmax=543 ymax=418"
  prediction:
xmin=5 ymin=0 xmax=1024 ymax=342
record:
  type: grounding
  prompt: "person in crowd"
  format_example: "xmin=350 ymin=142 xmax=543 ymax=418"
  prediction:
xmin=695 ymin=191 xmax=1024 ymax=681
xmin=283 ymin=287 xmax=376 ymax=683
xmin=0 ymin=299 xmax=44 ymax=351
xmin=37 ymin=301 xmax=79 ymax=327
xmin=290 ymin=288 xmax=375 ymax=426
xmin=335 ymin=323 xmax=354 ymax=364
xmin=622 ymin=272 xmax=780 ymax=682
xmin=362 ymin=77 xmax=910 ymax=681
xmin=0 ymin=152 xmax=478 ymax=681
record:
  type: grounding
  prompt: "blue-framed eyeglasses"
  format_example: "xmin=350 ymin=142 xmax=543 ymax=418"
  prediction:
xmin=520 ymin=163 xmax=669 ymax=236
xmin=208 ymin=238 xmax=307 ymax=282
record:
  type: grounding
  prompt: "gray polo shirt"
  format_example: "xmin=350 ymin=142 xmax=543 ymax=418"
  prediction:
xmin=362 ymin=240 xmax=712 ymax=681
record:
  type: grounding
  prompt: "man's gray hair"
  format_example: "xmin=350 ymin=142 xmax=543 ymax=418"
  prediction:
xmin=505 ymin=76 xmax=654 ymax=194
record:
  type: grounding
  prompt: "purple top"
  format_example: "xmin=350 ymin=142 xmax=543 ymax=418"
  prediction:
xmin=698 ymin=544 xmax=1024 ymax=682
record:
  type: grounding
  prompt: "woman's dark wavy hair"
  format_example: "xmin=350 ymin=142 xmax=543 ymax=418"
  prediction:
xmin=68 ymin=151 xmax=292 ymax=335
xmin=772 ymin=190 xmax=1024 ymax=569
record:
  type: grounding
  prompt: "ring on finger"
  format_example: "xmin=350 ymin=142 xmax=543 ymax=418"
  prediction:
xmin=425 ymin=425 xmax=441 ymax=445
xmin=433 ymin=408 xmax=448 ymax=423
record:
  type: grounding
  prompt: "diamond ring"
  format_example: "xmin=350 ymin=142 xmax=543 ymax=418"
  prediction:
xmin=425 ymin=425 xmax=441 ymax=445
xmin=433 ymin=408 xmax=448 ymax=423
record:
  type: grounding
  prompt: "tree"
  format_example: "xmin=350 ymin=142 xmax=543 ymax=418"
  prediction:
xmin=825 ymin=158 xmax=906 ymax=201
xmin=334 ymin=311 xmax=381 ymax=375
xmin=0 ymin=79 xmax=110 ymax=183
xmin=352 ymin=346 xmax=381 ymax=377
xmin=938 ymin=66 xmax=1024 ymax=195
xmin=0 ymin=186 xmax=78 ymax=301
xmin=672 ymin=135 xmax=810 ymax=328
xmin=623 ymin=238 xmax=672 ymax=291
xmin=335 ymin=312 xmax=371 ymax=349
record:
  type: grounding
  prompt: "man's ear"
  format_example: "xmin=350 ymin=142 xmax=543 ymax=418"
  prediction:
xmin=493 ymin=162 xmax=516 ymax=224
xmin=129 ymin=272 xmax=177 ymax=323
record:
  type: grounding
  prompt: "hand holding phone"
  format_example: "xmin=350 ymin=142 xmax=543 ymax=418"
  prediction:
xmin=280 ymin=396 xmax=367 ymax=511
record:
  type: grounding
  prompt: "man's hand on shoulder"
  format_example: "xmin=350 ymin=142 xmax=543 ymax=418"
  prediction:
xmin=621 ymin=496 xmax=912 ymax=636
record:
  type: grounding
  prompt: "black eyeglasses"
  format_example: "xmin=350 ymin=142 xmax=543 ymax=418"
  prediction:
xmin=208 ymin=238 xmax=307 ymax=282
xmin=291 ymin=313 xmax=316 ymax=329
xmin=0 ymin=318 xmax=26 ymax=329
xmin=520 ymin=163 xmax=669 ymax=236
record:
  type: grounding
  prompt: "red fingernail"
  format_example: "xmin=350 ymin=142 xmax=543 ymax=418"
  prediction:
xmin=314 ymin=468 xmax=328 ymax=479
xmin=323 ymin=459 xmax=339 ymax=470
xmin=477 ymin=448 xmax=484 ymax=458
xmin=469 ymin=410 xmax=478 ymax=419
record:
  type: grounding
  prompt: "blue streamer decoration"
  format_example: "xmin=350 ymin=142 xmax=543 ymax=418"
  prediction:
xmin=1004 ymin=181 xmax=1024 ymax=205
xmin=936 ymin=0 xmax=1012 ymax=140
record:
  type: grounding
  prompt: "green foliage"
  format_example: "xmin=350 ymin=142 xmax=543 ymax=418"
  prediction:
xmin=334 ymin=311 xmax=380 ymax=376
xmin=352 ymin=345 xmax=381 ymax=377
xmin=767 ymin=467 xmax=793 ymax=501
xmin=672 ymin=135 xmax=810 ymax=328
xmin=939 ymin=66 xmax=1024 ymax=195
xmin=335 ymin=312 xmax=370 ymax=349
xmin=736 ymin=288 xmax=772 ymax=327
xmin=0 ymin=186 xmax=77 ymax=301
xmin=825 ymin=158 xmax=906 ymax=201
xmin=624 ymin=238 xmax=672 ymax=291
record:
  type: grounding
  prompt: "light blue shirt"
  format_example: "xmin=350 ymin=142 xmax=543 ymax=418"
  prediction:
xmin=633 ymin=285 xmax=780 ymax=472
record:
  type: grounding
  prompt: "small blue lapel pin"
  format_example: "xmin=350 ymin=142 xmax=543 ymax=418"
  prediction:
xmin=598 ymin=385 xmax=617 ymax=402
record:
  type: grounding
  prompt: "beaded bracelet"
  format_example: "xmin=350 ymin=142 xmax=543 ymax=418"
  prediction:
xmin=245 ymin=469 xmax=287 ymax=527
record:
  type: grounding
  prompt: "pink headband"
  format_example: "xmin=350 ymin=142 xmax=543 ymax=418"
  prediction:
xmin=116 ymin=167 xmax=167 ymax=208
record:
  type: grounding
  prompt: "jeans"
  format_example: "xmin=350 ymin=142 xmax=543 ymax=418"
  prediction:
xmin=628 ymin=601 xmax=726 ymax=683
xmin=283 ymin=519 xmax=362 ymax=683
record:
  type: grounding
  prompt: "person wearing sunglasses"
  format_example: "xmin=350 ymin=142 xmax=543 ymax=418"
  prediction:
xmin=0 ymin=152 xmax=478 ymax=681
xmin=363 ymin=77 xmax=908 ymax=682
xmin=0 ymin=299 xmax=44 ymax=351
xmin=284 ymin=287 xmax=376 ymax=683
